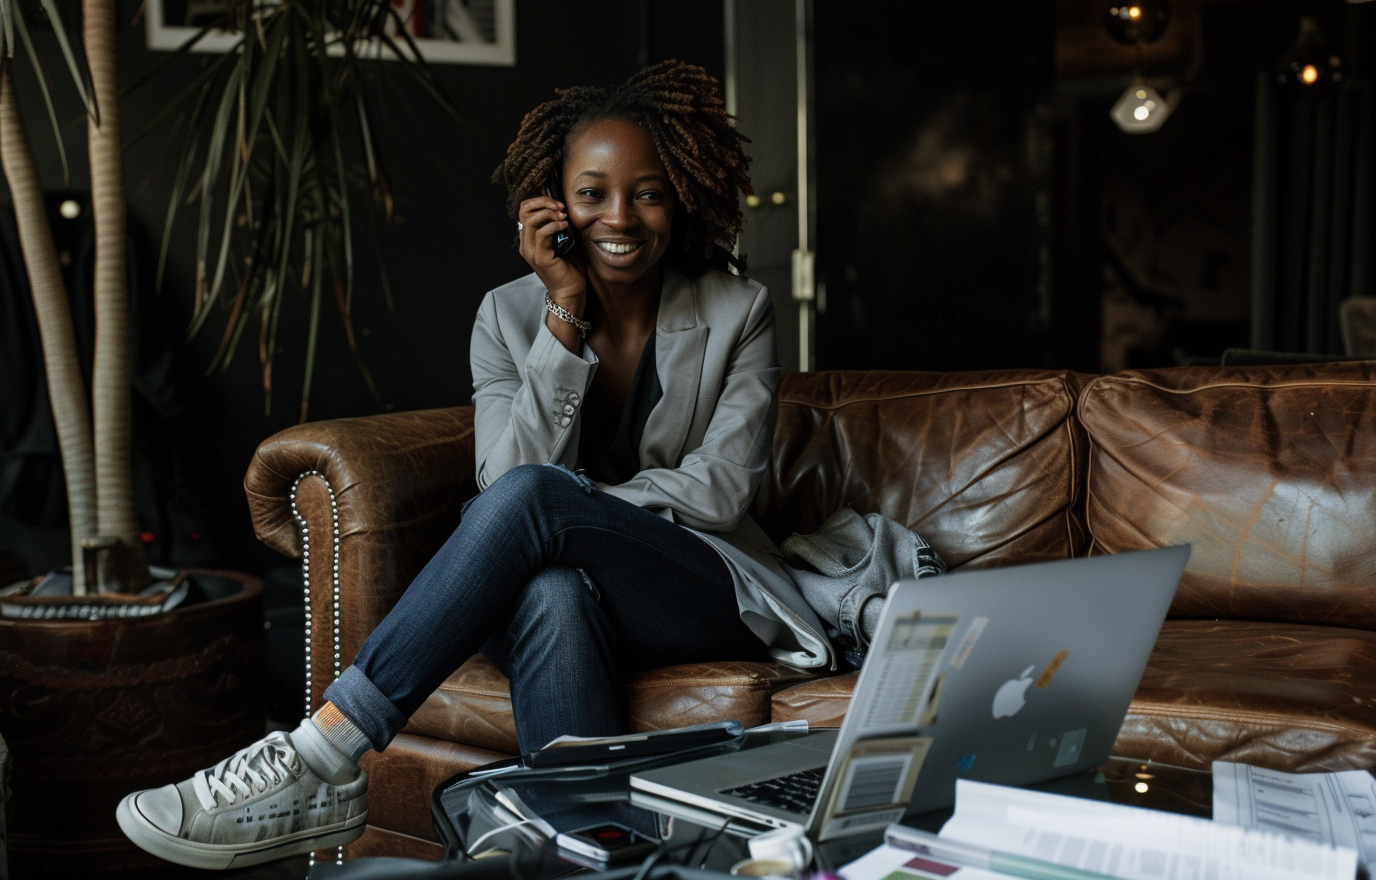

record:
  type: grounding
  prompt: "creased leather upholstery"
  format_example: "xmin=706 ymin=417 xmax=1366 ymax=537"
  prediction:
xmin=769 ymin=672 xmax=858 ymax=729
xmin=356 ymin=733 xmax=507 ymax=843
xmin=403 ymin=656 xmax=819 ymax=754
xmin=1079 ymin=364 xmax=1376 ymax=626
xmin=247 ymin=363 xmax=1376 ymax=859
xmin=623 ymin=661 xmax=815 ymax=731
xmin=1115 ymin=620 xmax=1376 ymax=772
xmin=755 ymin=370 xmax=1089 ymax=568
xmin=245 ymin=407 xmax=477 ymax=707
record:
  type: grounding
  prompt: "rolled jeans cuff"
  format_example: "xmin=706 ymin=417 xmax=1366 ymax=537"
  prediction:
xmin=322 ymin=665 xmax=410 ymax=753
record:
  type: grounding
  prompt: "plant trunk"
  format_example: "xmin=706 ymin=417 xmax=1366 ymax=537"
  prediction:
xmin=84 ymin=0 xmax=147 ymax=588
xmin=0 ymin=63 xmax=97 ymax=592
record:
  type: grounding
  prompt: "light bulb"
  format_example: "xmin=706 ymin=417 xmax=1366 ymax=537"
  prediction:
xmin=1277 ymin=17 xmax=1343 ymax=93
xmin=1103 ymin=0 xmax=1171 ymax=45
xmin=1110 ymin=83 xmax=1177 ymax=134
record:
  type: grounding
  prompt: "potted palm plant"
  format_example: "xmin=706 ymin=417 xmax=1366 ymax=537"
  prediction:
xmin=0 ymin=6 xmax=266 ymax=872
xmin=0 ymin=0 xmax=457 ymax=868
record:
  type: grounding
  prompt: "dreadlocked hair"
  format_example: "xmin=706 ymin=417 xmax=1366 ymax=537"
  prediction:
xmin=492 ymin=60 xmax=753 ymax=277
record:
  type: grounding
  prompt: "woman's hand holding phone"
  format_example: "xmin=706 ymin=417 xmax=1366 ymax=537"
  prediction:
xmin=517 ymin=192 xmax=587 ymax=350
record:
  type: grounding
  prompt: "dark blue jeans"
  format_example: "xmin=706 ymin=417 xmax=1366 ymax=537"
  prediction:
xmin=324 ymin=464 xmax=769 ymax=754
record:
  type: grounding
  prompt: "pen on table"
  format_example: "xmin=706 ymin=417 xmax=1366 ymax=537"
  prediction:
xmin=883 ymin=825 xmax=1118 ymax=880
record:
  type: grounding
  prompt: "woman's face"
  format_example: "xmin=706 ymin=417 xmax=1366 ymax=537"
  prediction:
xmin=561 ymin=118 xmax=675 ymax=290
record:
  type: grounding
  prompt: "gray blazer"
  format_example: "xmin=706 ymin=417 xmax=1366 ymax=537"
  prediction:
xmin=470 ymin=267 xmax=833 ymax=670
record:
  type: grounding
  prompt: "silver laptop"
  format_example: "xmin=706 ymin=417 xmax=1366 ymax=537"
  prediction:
xmin=630 ymin=545 xmax=1190 ymax=841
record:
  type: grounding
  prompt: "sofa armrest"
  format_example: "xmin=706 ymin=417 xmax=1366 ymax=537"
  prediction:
xmin=245 ymin=407 xmax=477 ymax=709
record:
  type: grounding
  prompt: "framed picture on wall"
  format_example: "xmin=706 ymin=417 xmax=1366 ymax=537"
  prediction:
xmin=144 ymin=0 xmax=515 ymax=66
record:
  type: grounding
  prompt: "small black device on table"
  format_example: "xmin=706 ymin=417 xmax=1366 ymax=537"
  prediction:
xmin=431 ymin=721 xmax=749 ymax=863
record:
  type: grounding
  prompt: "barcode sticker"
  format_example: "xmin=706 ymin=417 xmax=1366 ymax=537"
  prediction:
xmin=813 ymin=735 xmax=932 ymax=842
xmin=838 ymin=754 xmax=911 ymax=812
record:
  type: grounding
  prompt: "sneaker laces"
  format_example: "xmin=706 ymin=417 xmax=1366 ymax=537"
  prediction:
xmin=192 ymin=731 xmax=301 ymax=811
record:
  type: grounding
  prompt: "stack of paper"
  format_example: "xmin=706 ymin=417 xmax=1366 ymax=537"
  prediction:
xmin=1213 ymin=761 xmax=1375 ymax=878
xmin=840 ymin=778 xmax=1359 ymax=880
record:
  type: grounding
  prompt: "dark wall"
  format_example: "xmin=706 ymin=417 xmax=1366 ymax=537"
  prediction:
xmin=3 ymin=0 xmax=724 ymax=578
xmin=813 ymin=2 xmax=1057 ymax=371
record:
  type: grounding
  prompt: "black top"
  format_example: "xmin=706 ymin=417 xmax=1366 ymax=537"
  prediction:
xmin=577 ymin=333 xmax=664 ymax=485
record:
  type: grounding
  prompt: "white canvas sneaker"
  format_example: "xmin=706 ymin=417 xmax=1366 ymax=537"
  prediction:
xmin=116 ymin=730 xmax=368 ymax=869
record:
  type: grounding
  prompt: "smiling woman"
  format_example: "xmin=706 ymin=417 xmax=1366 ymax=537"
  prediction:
xmin=116 ymin=61 xmax=834 ymax=871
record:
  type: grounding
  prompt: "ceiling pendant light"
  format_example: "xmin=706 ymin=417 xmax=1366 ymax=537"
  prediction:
xmin=1111 ymin=82 xmax=1177 ymax=134
xmin=1103 ymin=1 xmax=1171 ymax=46
xmin=1102 ymin=1 xmax=1178 ymax=134
xmin=1277 ymin=16 xmax=1344 ymax=94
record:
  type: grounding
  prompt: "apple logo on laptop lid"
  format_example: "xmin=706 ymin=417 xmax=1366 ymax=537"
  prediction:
xmin=992 ymin=665 xmax=1036 ymax=719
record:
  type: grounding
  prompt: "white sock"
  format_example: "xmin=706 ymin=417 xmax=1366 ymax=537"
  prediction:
xmin=291 ymin=704 xmax=368 ymax=785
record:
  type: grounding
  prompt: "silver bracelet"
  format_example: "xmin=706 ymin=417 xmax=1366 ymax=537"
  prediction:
xmin=545 ymin=293 xmax=591 ymax=337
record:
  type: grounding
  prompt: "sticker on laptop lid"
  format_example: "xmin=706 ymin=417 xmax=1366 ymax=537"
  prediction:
xmin=859 ymin=613 xmax=958 ymax=731
xmin=918 ymin=672 xmax=946 ymax=726
xmin=948 ymin=616 xmax=988 ymax=670
xmin=1053 ymin=727 xmax=1087 ymax=768
xmin=813 ymin=736 xmax=932 ymax=840
xmin=1034 ymin=649 xmax=1070 ymax=689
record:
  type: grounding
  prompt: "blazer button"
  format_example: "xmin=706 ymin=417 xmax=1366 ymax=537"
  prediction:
xmin=559 ymin=416 xmax=571 ymax=427
xmin=563 ymin=403 xmax=575 ymax=415
xmin=567 ymin=392 xmax=581 ymax=405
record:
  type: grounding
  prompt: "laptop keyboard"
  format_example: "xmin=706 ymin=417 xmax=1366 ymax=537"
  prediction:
xmin=722 ymin=765 xmax=826 ymax=814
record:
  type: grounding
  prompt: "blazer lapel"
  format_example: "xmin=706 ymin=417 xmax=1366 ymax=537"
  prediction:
xmin=642 ymin=269 xmax=707 ymax=469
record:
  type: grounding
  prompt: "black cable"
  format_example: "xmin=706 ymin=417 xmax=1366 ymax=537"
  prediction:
xmin=629 ymin=844 xmax=670 ymax=880
xmin=695 ymin=817 xmax=734 ymax=870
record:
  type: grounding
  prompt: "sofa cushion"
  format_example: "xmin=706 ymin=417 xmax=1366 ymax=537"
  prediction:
xmin=756 ymin=370 xmax=1089 ymax=570
xmin=1079 ymin=363 xmax=1376 ymax=627
xmin=403 ymin=655 xmax=816 ymax=755
xmin=770 ymin=672 xmax=858 ymax=728
xmin=1116 ymin=620 xmax=1376 ymax=772
xmin=771 ymin=621 xmax=1376 ymax=773
xmin=357 ymin=733 xmax=509 ymax=845
xmin=403 ymin=655 xmax=519 ymax=754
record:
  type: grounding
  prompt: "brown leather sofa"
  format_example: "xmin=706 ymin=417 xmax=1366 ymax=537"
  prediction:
xmin=245 ymin=362 xmax=1376 ymax=860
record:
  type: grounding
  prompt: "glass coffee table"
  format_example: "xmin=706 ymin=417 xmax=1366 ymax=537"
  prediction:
xmin=430 ymin=732 xmax=1215 ymax=876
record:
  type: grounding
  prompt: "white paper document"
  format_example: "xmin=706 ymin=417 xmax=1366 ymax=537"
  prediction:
xmin=842 ymin=779 xmax=1357 ymax=880
xmin=1213 ymin=761 xmax=1376 ymax=876
xmin=941 ymin=779 xmax=1356 ymax=880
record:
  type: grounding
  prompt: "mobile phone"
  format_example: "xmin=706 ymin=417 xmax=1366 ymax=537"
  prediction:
xmin=555 ymin=822 xmax=657 ymax=865
xmin=545 ymin=175 xmax=579 ymax=258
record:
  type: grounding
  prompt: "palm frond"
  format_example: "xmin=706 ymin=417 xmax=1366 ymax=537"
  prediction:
xmin=0 ymin=0 xmax=96 ymax=182
xmin=129 ymin=0 xmax=459 ymax=419
xmin=34 ymin=0 xmax=94 ymax=119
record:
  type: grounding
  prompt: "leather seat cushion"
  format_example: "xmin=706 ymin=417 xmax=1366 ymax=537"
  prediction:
xmin=403 ymin=655 xmax=816 ymax=755
xmin=773 ymin=621 xmax=1376 ymax=774
xmin=770 ymin=671 xmax=859 ymax=728
xmin=1116 ymin=619 xmax=1376 ymax=772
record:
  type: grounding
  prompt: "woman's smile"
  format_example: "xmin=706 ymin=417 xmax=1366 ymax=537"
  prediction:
xmin=594 ymin=240 xmax=642 ymax=256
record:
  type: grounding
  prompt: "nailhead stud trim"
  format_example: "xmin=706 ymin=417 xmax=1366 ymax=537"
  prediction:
xmin=290 ymin=469 xmax=345 ymax=865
